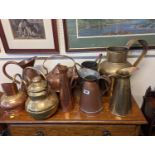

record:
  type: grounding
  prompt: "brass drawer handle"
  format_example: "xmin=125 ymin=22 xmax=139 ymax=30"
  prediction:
xmin=102 ymin=129 xmax=111 ymax=136
xmin=34 ymin=130 xmax=45 ymax=136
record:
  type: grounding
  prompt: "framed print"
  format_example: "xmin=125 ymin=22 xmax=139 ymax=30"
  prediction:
xmin=0 ymin=19 xmax=59 ymax=53
xmin=63 ymin=19 xmax=155 ymax=52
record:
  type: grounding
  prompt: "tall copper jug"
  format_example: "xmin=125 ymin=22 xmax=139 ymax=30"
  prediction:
xmin=42 ymin=54 xmax=77 ymax=92
xmin=57 ymin=64 xmax=73 ymax=112
xmin=99 ymin=39 xmax=148 ymax=76
xmin=78 ymin=66 xmax=110 ymax=114
xmin=3 ymin=57 xmax=37 ymax=84
xmin=110 ymin=70 xmax=132 ymax=116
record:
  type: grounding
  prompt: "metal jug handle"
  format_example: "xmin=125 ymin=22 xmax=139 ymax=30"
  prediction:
xmin=126 ymin=39 xmax=148 ymax=67
xmin=99 ymin=75 xmax=111 ymax=95
xmin=12 ymin=73 xmax=27 ymax=90
xmin=23 ymin=67 xmax=46 ymax=84
xmin=2 ymin=61 xmax=21 ymax=84
xmin=42 ymin=54 xmax=76 ymax=75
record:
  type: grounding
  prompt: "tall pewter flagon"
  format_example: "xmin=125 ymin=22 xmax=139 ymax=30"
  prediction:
xmin=110 ymin=70 xmax=132 ymax=116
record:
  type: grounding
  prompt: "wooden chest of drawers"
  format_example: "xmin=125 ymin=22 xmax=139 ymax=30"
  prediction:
xmin=0 ymin=97 xmax=147 ymax=136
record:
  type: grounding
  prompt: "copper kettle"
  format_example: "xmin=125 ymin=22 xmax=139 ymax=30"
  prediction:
xmin=42 ymin=54 xmax=78 ymax=92
xmin=99 ymin=39 xmax=148 ymax=76
xmin=0 ymin=74 xmax=27 ymax=112
xmin=3 ymin=57 xmax=38 ymax=84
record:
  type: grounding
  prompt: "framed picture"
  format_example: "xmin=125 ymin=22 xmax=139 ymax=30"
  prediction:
xmin=0 ymin=19 xmax=59 ymax=53
xmin=63 ymin=19 xmax=155 ymax=52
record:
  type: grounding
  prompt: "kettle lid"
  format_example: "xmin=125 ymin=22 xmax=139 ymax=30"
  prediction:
xmin=28 ymin=76 xmax=47 ymax=93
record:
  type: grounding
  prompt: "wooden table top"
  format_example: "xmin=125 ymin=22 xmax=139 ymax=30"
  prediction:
xmin=0 ymin=94 xmax=147 ymax=125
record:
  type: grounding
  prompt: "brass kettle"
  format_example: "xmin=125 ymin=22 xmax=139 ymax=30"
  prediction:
xmin=43 ymin=54 xmax=77 ymax=92
xmin=0 ymin=74 xmax=27 ymax=112
xmin=99 ymin=39 xmax=148 ymax=75
xmin=25 ymin=67 xmax=59 ymax=120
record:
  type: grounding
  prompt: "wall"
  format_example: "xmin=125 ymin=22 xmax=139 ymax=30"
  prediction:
xmin=0 ymin=19 xmax=155 ymax=107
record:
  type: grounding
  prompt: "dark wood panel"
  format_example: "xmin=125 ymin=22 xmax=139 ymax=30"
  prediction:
xmin=9 ymin=124 xmax=138 ymax=136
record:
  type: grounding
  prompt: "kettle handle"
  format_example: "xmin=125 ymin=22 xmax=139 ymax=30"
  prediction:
xmin=42 ymin=54 xmax=76 ymax=74
xmin=3 ymin=61 xmax=21 ymax=84
xmin=99 ymin=75 xmax=111 ymax=95
xmin=23 ymin=67 xmax=46 ymax=84
xmin=126 ymin=39 xmax=148 ymax=67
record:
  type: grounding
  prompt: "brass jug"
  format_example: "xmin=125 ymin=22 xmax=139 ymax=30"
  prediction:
xmin=3 ymin=57 xmax=38 ymax=84
xmin=25 ymin=67 xmax=59 ymax=120
xmin=43 ymin=54 xmax=77 ymax=92
xmin=0 ymin=74 xmax=27 ymax=112
xmin=99 ymin=39 xmax=148 ymax=75
xmin=110 ymin=70 xmax=132 ymax=116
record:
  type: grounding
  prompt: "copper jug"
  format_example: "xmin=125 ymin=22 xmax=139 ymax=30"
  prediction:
xmin=78 ymin=66 xmax=110 ymax=114
xmin=43 ymin=54 xmax=77 ymax=92
xmin=0 ymin=74 xmax=27 ymax=111
xmin=110 ymin=70 xmax=132 ymax=116
xmin=57 ymin=64 xmax=73 ymax=112
xmin=25 ymin=67 xmax=59 ymax=120
xmin=3 ymin=57 xmax=38 ymax=84
xmin=99 ymin=39 xmax=148 ymax=76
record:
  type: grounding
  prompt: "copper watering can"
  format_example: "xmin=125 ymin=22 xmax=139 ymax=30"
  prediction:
xmin=99 ymin=39 xmax=148 ymax=76
xmin=42 ymin=54 xmax=78 ymax=92
xmin=0 ymin=74 xmax=27 ymax=111
xmin=75 ymin=63 xmax=110 ymax=114
xmin=3 ymin=57 xmax=38 ymax=84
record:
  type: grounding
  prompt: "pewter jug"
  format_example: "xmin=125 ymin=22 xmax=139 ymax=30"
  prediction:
xmin=0 ymin=74 xmax=27 ymax=112
xmin=99 ymin=39 xmax=148 ymax=75
xmin=25 ymin=67 xmax=59 ymax=120
xmin=3 ymin=57 xmax=38 ymax=84
xmin=43 ymin=54 xmax=77 ymax=92
xmin=110 ymin=70 xmax=132 ymax=116
xmin=77 ymin=64 xmax=110 ymax=114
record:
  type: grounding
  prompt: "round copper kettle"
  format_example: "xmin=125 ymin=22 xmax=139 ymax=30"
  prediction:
xmin=42 ymin=54 xmax=78 ymax=92
xmin=99 ymin=39 xmax=148 ymax=75
xmin=0 ymin=74 xmax=27 ymax=111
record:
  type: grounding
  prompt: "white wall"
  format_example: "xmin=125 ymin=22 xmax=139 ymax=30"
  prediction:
xmin=0 ymin=19 xmax=155 ymax=107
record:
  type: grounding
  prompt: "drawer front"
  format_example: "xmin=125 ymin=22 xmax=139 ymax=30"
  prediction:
xmin=8 ymin=124 xmax=139 ymax=136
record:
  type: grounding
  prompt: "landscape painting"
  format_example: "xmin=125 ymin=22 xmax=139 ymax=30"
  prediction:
xmin=9 ymin=19 xmax=46 ymax=39
xmin=77 ymin=19 xmax=155 ymax=38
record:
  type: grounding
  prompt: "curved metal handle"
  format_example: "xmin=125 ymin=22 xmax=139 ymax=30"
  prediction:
xmin=126 ymin=39 xmax=148 ymax=67
xmin=102 ymin=129 xmax=111 ymax=136
xmin=2 ymin=61 xmax=21 ymax=83
xmin=34 ymin=130 xmax=45 ymax=136
xmin=23 ymin=67 xmax=46 ymax=84
xmin=99 ymin=75 xmax=111 ymax=95
xmin=42 ymin=54 xmax=76 ymax=74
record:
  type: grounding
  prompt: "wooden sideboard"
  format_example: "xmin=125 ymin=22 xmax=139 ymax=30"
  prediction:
xmin=0 ymin=95 xmax=147 ymax=136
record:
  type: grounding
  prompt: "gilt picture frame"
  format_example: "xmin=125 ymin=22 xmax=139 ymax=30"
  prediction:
xmin=0 ymin=19 xmax=59 ymax=53
xmin=63 ymin=19 xmax=155 ymax=52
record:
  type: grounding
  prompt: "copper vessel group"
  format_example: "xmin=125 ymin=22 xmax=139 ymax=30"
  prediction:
xmin=0 ymin=38 xmax=148 ymax=119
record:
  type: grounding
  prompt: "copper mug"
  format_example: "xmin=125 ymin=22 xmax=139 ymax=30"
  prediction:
xmin=76 ymin=64 xmax=110 ymax=114
xmin=3 ymin=57 xmax=37 ymax=84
